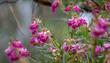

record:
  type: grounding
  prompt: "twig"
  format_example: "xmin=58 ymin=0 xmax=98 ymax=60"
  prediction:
xmin=8 ymin=4 xmax=27 ymax=38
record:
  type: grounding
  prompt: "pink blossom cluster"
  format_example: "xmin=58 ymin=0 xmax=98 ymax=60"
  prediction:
xmin=67 ymin=17 xmax=87 ymax=30
xmin=95 ymin=43 xmax=110 ymax=56
xmin=62 ymin=43 xmax=81 ymax=53
xmin=30 ymin=31 xmax=50 ymax=46
xmin=5 ymin=40 xmax=29 ymax=62
xmin=62 ymin=42 xmax=110 ymax=55
xmin=30 ymin=21 xmax=51 ymax=46
xmin=91 ymin=18 xmax=108 ymax=38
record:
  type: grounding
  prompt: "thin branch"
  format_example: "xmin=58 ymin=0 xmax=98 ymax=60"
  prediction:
xmin=8 ymin=4 xmax=27 ymax=38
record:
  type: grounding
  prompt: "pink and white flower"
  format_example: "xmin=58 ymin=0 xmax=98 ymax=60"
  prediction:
xmin=30 ymin=21 xmax=39 ymax=35
xmin=73 ymin=5 xmax=80 ymax=12
xmin=51 ymin=0 xmax=60 ymax=13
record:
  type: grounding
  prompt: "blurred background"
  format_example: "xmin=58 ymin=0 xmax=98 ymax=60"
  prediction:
xmin=0 ymin=0 xmax=67 ymax=63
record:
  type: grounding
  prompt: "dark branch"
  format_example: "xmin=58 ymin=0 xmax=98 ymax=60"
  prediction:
xmin=0 ymin=0 xmax=17 ymax=4
xmin=33 ymin=0 xmax=51 ymax=6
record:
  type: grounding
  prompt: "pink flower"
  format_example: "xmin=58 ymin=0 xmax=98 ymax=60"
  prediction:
xmin=95 ymin=46 xmax=102 ymax=55
xmin=103 ymin=43 xmax=110 ymax=50
xmin=98 ymin=18 xmax=108 ymax=31
xmin=30 ymin=37 xmax=39 ymax=46
xmin=30 ymin=31 xmax=50 ymax=46
xmin=71 ymin=44 xmax=80 ymax=53
xmin=91 ymin=18 xmax=108 ymax=38
xmin=5 ymin=40 xmax=30 ymax=62
xmin=30 ymin=21 xmax=39 ymax=35
xmin=19 ymin=48 xmax=29 ymax=57
xmin=8 ymin=51 xmax=19 ymax=61
xmin=5 ymin=47 xmax=19 ymax=61
xmin=62 ymin=43 xmax=81 ymax=53
xmin=11 ymin=40 xmax=24 ymax=48
xmin=78 ymin=18 xmax=87 ymax=25
xmin=51 ymin=0 xmax=60 ymax=13
xmin=62 ymin=43 xmax=70 ymax=52
xmin=73 ymin=5 xmax=80 ymax=12
xmin=5 ymin=46 xmax=13 ymax=56
xmin=37 ymin=32 xmax=49 ymax=45
xmin=91 ymin=26 xmax=105 ymax=38
xmin=67 ymin=17 xmax=86 ymax=30
xmin=67 ymin=17 xmax=77 ymax=27
xmin=64 ymin=6 xmax=71 ymax=12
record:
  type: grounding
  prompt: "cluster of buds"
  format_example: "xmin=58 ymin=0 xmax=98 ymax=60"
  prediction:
xmin=91 ymin=17 xmax=108 ymax=38
xmin=67 ymin=16 xmax=87 ymax=30
xmin=5 ymin=40 xmax=29 ymax=62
